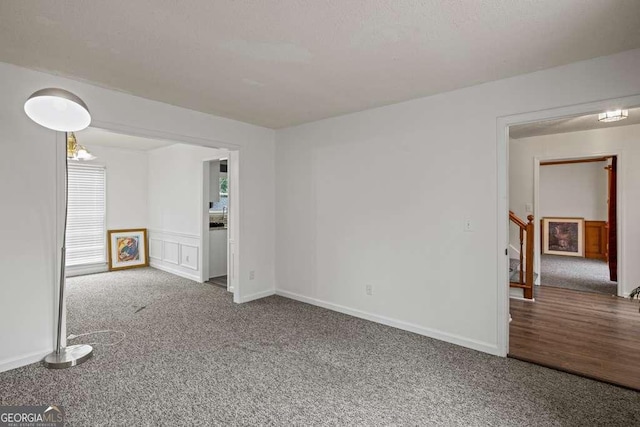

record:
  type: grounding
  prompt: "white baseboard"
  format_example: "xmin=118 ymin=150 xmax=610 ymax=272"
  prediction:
xmin=509 ymin=295 xmax=535 ymax=302
xmin=237 ymin=289 xmax=276 ymax=303
xmin=509 ymin=287 xmax=523 ymax=299
xmin=275 ymin=289 xmax=499 ymax=356
xmin=150 ymin=261 xmax=200 ymax=282
xmin=0 ymin=349 xmax=50 ymax=373
xmin=66 ymin=263 xmax=108 ymax=277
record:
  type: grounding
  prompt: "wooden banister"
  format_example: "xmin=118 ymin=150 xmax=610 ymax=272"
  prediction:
xmin=509 ymin=211 xmax=535 ymax=299
xmin=524 ymin=214 xmax=534 ymax=299
xmin=509 ymin=210 xmax=527 ymax=229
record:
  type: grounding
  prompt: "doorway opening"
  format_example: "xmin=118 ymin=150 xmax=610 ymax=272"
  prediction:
xmin=501 ymin=103 xmax=640 ymax=390
xmin=57 ymin=124 xmax=242 ymax=348
xmin=203 ymin=157 xmax=234 ymax=292
xmin=535 ymin=156 xmax=617 ymax=296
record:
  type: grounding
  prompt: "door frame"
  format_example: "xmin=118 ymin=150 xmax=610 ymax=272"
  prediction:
xmin=202 ymin=154 xmax=238 ymax=294
xmin=496 ymin=93 xmax=640 ymax=357
xmin=533 ymin=153 xmax=622 ymax=297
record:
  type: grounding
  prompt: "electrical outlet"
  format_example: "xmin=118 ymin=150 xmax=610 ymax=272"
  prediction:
xmin=464 ymin=218 xmax=474 ymax=232
xmin=249 ymin=270 xmax=255 ymax=280
xmin=365 ymin=284 xmax=373 ymax=296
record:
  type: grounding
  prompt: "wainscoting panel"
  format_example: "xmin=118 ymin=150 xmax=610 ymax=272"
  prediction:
xmin=163 ymin=241 xmax=180 ymax=265
xmin=585 ymin=220 xmax=607 ymax=260
xmin=149 ymin=238 xmax=163 ymax=260
xmin=148 ymin=229 xmax=202 ymax=282
xmin=180 ymin=244 xmax=199 ymax=271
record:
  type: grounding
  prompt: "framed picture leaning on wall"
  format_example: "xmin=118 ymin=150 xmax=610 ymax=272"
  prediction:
xmin=107 ymin=228 xmax=149 ymax=270
xmin=542 ymin=217 xmax=584 ymax=257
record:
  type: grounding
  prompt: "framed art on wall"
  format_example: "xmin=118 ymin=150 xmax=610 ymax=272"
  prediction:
xmin=107 ymin=228 xmax=149 ymax=270
xmin=542 ymin=217 xmax=584 ymax=257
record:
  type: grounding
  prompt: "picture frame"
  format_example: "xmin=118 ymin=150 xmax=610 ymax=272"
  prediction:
xmin=542 ymin=217 xmax=584 ymax=257
xmin=107 ymin=228 xmax=149 ymax=271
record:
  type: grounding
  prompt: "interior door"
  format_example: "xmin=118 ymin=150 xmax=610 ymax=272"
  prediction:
xmin=607 ymin=156 xmax=617 ymax=282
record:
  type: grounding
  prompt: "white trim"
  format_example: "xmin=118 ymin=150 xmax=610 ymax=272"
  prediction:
xmin=0 ymin=349 xmax=50 ymax=373
xmin=149 ymin=262 xmax=201 ymax=282
xmin=90 ymin=119 xmax=241 ymax=151
xmin=238 ymin=289 xmax=276 ymax=303
xmin=496 ymin=93 xmax=640 ymax=357
xmin=66 ymin=263 xmax=108 ymax=277
xmin=203 ymin=158 xmax=211 ymax=282
xmin=509 ymin=295 xmax=535 ymax=302
xmin=276 ymin=290 xmax=500 ymax=356
xmin=227 ymin=151 xmax=240 ymax=299
xmin=147 ymin=229 xmax=200 ymax=239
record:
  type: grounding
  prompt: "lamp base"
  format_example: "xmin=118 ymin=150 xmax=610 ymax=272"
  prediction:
xmin=42 ymin=344 xmax=93 ymax=369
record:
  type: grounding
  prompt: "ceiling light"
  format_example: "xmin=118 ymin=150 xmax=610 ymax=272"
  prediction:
xmin=598 ymin=109 xmax=628 ymax=123
xmin=24 ymin=88 xmax=91 ymax=131
xmin=67 ymin=132 xmax=96 ymax=161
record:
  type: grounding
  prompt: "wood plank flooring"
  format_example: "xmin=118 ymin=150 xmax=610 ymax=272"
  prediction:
xmin=509 ymin=285 xmax=640 ymax=390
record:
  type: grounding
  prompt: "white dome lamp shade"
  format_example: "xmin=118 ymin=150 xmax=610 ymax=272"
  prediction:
xmin=24 ymin=88 xmax=91 ymax=132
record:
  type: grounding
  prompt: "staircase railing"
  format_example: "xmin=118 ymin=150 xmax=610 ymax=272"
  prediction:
xmin=509 ymin=211 xmax=534 ymax=299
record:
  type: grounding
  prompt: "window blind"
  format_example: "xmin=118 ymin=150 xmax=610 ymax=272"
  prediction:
xmin=66 ymin=163 xmax=106 ymax=267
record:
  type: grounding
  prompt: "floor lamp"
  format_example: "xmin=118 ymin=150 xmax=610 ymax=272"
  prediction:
xmin=24 ymin=88 xmax=94 ymax=369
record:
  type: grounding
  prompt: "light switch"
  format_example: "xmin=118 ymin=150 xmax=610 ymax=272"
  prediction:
xmin=525 ymin=203 xmax=533 ymax=213
xmin=464 ymin=218 xmax=474 ymax=232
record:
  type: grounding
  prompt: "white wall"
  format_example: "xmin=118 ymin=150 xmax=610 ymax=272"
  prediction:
xmin=0 ymin=61 xmax=275 ymax=372
xmin=539 ymin=162 xmax=608 ymax=221
xmin=147 ymin=144 xmax=225 ymax=281
xmin=510 ymin=123 xmax=640 ymax=296
xmin=275 ymin=49 xmax=640 ymax=355
xmin=83 ymin=144 xmax=149 ymax=230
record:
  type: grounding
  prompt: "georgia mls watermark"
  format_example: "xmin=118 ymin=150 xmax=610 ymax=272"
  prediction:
xmin=0 ymin=406 xmax=64 ymax=427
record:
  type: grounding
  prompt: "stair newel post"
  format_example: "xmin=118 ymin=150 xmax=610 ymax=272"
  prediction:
xmin=519 ymin=228 xmax=524 ymax=284
xmin=524 ymin=214 xmax=535 ymax=300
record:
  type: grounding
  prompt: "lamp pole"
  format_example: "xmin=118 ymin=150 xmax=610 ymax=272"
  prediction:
xmin=24 ymin=88 xmax=94 ymax=369
xmin=55 ymin=134 xmax=68 ymax=355
xmin=42 ymin=132 xmax=94 ymax=369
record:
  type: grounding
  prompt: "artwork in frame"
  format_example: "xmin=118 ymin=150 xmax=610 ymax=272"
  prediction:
xmin=542 ymin=217 xmax=584 ymax=257
xmin=107 ymin=228 xmax=149 ymax=271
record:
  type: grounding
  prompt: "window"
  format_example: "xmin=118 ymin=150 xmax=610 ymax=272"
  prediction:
xmin=211 ymin=175 xmax=229 ymax=212
xmin=220 ymin=176 xmax=228 ymax=197
xmin=66 ymin=163 xmax=106 ymax=266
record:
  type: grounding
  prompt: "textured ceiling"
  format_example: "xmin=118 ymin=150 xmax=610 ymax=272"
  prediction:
xmin=77 ymin=127 xmax=175 ymax=151
xmin=1 ymin=1 xmax=640 ymax=128
xmin=510 ymin=107 xmax=640 ymax=139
